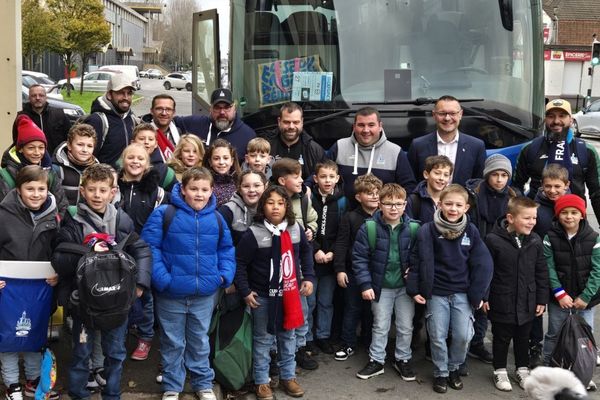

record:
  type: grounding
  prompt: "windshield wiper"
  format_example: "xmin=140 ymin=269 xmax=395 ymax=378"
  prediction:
xmin=461 ymin=105 xmax=536 ymax=139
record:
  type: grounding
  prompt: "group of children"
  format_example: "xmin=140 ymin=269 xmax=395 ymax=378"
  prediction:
xmin=0 ymin=112 xmax=599 ymax=400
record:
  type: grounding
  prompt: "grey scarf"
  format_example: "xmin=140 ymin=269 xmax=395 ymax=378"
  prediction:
xmin=433 ymin=208 xmax=468 ymax=240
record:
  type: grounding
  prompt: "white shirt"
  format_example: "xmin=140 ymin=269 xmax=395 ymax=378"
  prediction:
xmin=436 ymin=131 xmax=459 ymax=165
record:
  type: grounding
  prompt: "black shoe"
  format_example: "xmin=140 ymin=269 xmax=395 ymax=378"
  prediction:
xmin=529 ymin=344 xmax=543 ymax=369
xmin=296 ymin=347 xmax=318 ymax=370
xmin=304 ymin=340 xmax=320 ymax=356
xmin=433 ymin=377 xmax=447 ymax=393
xmin=393 ymin=359 xmax=416 ymax=381
xmin=468 ymin=344 xmax=493 ymax=364
xmin=334 ymin=344 xmax=355 ymax=361
xmin=447 ymin=370 xmax=463 ymax=390
xmin=315 ymin=338 xmax=334 ymax=354
xmin=458 ymin=362 xmax=469 ymax=377
xmin=356 ymin=360 xmax=384 ymax=379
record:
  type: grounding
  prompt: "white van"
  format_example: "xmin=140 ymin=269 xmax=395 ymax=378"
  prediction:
xmin=99 ymin=65 xmax=141 ymax=90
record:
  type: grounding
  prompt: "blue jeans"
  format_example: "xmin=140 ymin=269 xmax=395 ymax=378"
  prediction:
xmin=315 ymin=274 xmax=336 ymax=340
xmin=136 ymin=289 xmax=154 ymax=341
xmin=0 ymin=352 xmax=41 ymax=385
xmin=156 ymin=293 xmax=217 ymax=393
xmin=252 ymin=297 xmax=297 ymax=384
xmin=295 ymin=293 xmax=315 ymax=349
xmin=543 ymin=302 xmax=595 ymax=364
xmin=340 ymin=274 xmax=371 ymax=347
xmin=68 ymin=316 xmax=128 ymax=400
xmin=369 ymin=287 xmax=415 ymax=364
xmin=426 ymin=294 xmax=474 ymax=378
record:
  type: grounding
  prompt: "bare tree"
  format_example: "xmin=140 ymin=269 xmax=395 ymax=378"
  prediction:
xmin=161 ymin=0 xmax=197 ymax=69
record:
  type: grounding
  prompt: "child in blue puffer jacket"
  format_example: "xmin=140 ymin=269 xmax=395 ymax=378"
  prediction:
xmin=141 ymin=166 xmax=236 ymax=400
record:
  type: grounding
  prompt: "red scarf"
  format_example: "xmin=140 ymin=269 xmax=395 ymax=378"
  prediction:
xmin=156 ymin=129 xmax=175 ymax=161
xmin=280 ymin=230 xmax=304 ymax=330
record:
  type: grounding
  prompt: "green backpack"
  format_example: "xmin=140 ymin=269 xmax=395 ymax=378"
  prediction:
xmin=365 ymin=219 xmax=419 ymax=253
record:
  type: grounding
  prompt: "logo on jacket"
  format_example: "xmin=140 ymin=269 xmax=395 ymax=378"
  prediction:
xmin=91 ymin=281 xmax=122 ymax=296
xmin=16 ymin=312 xmax=32 ymax=337
xmin=281 ymin=250 xmax=293 ymax=279
xmin=461 ymin=235 xmax=471 ymax=246
xmin=376 ymin=154 xmax=385 ymax=165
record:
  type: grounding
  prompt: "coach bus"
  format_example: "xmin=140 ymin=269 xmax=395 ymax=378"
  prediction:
xmin=191 ymin=0 xmax=545 ymax=161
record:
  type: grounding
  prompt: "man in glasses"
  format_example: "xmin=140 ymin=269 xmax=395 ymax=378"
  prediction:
xmin=175 ymin=88 xmax=256 ymax=160
xmin=141 ymin=94 xmax=183 ymax=147
xmin=408 ymin=95 xmax=486 ymax=186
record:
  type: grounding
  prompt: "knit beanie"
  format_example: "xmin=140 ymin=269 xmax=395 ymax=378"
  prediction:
xmin=554 ymin=194 xmax=586 ymax=217
xmin=483 ymin=154 xmax=512 ymax=179
xmin=16 ymin=115 xmax=47 ymax=148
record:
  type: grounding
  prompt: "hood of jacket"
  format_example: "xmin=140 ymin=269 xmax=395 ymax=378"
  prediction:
xmin=53 ymin=141 xmax=99 ymax=169
xmin=346 ymin=129 xmax=390 ymax=175
xmin=90 ymin=95 xmax=133 ymax=119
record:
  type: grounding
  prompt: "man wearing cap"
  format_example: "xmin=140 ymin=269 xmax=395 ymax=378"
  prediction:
xmin=86 ymin=73 xmax=137 ymax=167
xmin=514 ymin=98 xmax=600 ymax=220
xmin=175 ymin=88 xmax=256 ymax=159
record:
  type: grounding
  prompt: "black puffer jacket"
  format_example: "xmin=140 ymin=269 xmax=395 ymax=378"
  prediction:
xmin=485 ymin=218 xmax=549 ymax=325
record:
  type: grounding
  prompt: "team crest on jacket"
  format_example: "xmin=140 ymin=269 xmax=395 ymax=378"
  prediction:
xmin=376 ymin=154 xmax=385 ymax=165
xmin=15 ymin=311 xmax=32 ymax=337
xmin=461 ymin=235 xmax=471 ymax=246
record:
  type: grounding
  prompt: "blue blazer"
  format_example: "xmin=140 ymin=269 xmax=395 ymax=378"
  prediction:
xmin=408 ymin=131 xmax=486 ymax=186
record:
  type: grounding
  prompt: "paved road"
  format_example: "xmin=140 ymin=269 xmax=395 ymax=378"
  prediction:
xmin=132 ymin=77 xmax=193 ymax=118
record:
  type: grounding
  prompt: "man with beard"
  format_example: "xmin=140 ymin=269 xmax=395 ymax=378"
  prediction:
xmin=264 ymin=102 xmax=325 ymax=179
xmin=408 ymin=95 xmax=486 ymax=186
xmin=514 ymin=98 xmax=600 ymax=220
xmin=141 ymin=94 xmax=183 ymax=160
xmin=86 ymin=74 xmax=137 ymax=167
xmin=175 ymin=88 xmax=255 ymax=160
xmin=14 ymin=84 xmax=71 ymax=155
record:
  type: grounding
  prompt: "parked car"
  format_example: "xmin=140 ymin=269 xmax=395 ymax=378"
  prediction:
xmin=140 ymin=70 xmax=149 ymax=78
xmin=21 ymin=85 xmax=84 ymax=124
xmin=22 ymin=74 xmax=63 ymax=100
xmin=164 ymin=73 xmax=192 ymax=91
xmin=99 ymin=65 xmax=141 ymax=90
xmin=147 ymin=69 xmax=164 ymax=79
xmin=573 ymin=100 xmax=600 ymax=137
xmin=58 ymin=70 xmax=118 ymax=92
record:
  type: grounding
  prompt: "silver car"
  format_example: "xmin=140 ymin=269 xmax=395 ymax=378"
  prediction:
xmin=58 ymin=71 xmax=117 ymax=92
xmin=573 ymin=100 xmax=600 ymax=137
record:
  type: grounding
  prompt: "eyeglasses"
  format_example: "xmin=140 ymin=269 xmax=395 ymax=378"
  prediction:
xmin=433 ymin=111 xmax=461 ymax=118
xmin=380 ymin=202 xmax=406 ymax=209
xmin=154 ymin=107 xmax=174 ymax=114
xmin=212 ymin=104 xmax=234 ymax=112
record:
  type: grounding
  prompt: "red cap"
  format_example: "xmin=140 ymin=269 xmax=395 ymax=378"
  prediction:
xmin=554 ymin=194 xmax=586 ymax=217
xmin=16 ymin=115 xmax=47 ymax=148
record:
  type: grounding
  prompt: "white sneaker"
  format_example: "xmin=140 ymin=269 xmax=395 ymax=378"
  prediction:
xmin=196 ymin=389 xmax=217 ymax=400
xmin=587 ymin=380 xmax=597 ymax=391
xmin=493 ymin=368 xmax=512 ymax=391
xmin=596 ymin=353 xmax=600 ymax=366
xmin=162 ymin=391 xmax=179 ymax=400
xmin=515 ymin=367 xmax=530 ymax=389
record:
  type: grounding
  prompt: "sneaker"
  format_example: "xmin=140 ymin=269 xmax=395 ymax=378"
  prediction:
xmin=296 ymin=346 xmax=318 ymax=370
xmin=281 ymin=378 xmax=304 ymax=397
xmin=356 ymin=360 xmax=384 ymax=379
xmin=5 ymin=384 xmax=23 ymax=400
xmin=468 ymin=344 xmax=493 ymax=363
xmin=131 ymin=338 xmax=152 ymax=360
xmin=304 ymin=340 xmax=320 ymax=356
xmin=529 ymin=344 xmax=543 ymax=369
xmin=23 ymin=379 xmax=58 ymax=400
xmin=458 ymin=362 xmax=469 ymax=377
xmin=515 ymin=367 xmax=530 ymax=389
xmin=393 ymin=359 xmax=416 ymax=381
xmin=93 ymin=367 xmax=107 ymax=387
xmin=597 ymin=353 xmax=600 ymax=367
xmin=447 ymin=370 xmax=463 ymax=390
xmin=255 ymin=384 xmax=274 ymax=400
xmin=432 ymin=377 xmax=447 ymax=393
xmin=196 ymin=389 xmax=216 ymax=400
xmin=162 ymin=391 xmax=179 ymax=400
xmin=493 ymin=369 xmax=512 ymax=391
xmin=315 ymin=338 xmax=334 ymax=354
xmin=587 ymin=380 xmax=597 ymax=392
xmin=86 ymin=372 xmax=100 ymax=391
xmin=334 ymin=345 xmax=355 ymax=361
xmin=156 ymin=363 xmax=163 ymax=384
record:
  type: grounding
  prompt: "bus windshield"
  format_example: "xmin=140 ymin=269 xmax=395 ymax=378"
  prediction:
xmin=226 ymin=0 xmax=543 ymax=150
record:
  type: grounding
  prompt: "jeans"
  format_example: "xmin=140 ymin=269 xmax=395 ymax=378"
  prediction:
xmin=471 ymin=307 xmax=488 ymax=347
xmin=156 ymin=293 xmax=217 ymax=393
xmin=90 ymin=332 xmax=105 ymax=370
xmin=491 ymin=321 xmax=532 ymax=369
xmin=68 ymin=316 xmax=128 ymax=400
xmin=136 ymin=289 xmax=154 ymax=341
xmin=295 ymin=293 xmax=316 ymax=349
xmin=252 ymin=297 xmax=297 ymax=384
xmin=0 ymin=352 xmax=41 ymax=385
xmin=543 ymin=302 xmax=595 ymax=365
xmin=426 ymin=294 xmax=474 ymax=378
xmin=315 ymin=274 xmax=336 ymax=340
xmin=340 ymin=274 xmax=372 ymax=347
xmin=369 ymin=287 xmax=415 ymax=364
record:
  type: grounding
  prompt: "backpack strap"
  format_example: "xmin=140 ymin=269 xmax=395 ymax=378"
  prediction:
xmin=0 ymin=168 xmax=16 ymax=189
xmin=408 ymin=221 xmax=419 ymax=244
xmin=337 ymin=196 xmax=348 ymax=222
xmin=161 ymin=167 xmax=176 ymax=190
xmin=408 ymin=192 xmax=421 ymax=218
xmin=214 ymin=211 xmax=224 ymax=242
xmin=575 ymin=139 xmax=589 ymax=172
xmin=67 ymin=205 xmax=77 ymax=218
xmin=366 ymin=219 xmax=376 ymax=253
xmin=162 ymin=204 xmax=177 ymax=237
xmin=154 ymin=187 xmax=165 ymax=209
xmin=97 ymin=112 xmax=109 ymax=149
xmin=300 ymin=193 xmax=308 ymax=229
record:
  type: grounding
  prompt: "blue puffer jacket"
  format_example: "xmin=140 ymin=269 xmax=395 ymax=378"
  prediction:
xmin=352 ymin=211 xmax=419 ymax=301
xmin=141 ymin=182 xmax=236 ymax=298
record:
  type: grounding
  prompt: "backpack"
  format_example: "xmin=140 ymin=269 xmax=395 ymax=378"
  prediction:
xmin=0 ymin=167 xmax=54 ymax=190
xmin=208 ymin=292 xmax=252 ymax=391
xmin=77 ymin=111 xmax=139 ymax=150
xmin=365 ymin=219 xmax=419 ymax=253
xmin=550 ymin=313 xmax=597 ymax=386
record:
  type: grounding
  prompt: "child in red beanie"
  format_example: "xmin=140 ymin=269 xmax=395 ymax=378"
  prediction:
xmin=542 ymin=194 xmax=600 ymax=385
xmin=0 ymin=115 xmax=68 ymax=216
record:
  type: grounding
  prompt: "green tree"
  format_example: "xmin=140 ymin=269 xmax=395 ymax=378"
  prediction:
xmin=46 ymin=0 xmax=111 ymax=96
xmin=21 ymin=0 xmax=56 ymax=70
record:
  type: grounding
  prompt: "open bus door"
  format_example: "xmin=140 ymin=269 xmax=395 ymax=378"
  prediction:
xmin=192 ymin=9 xmax=220 ymax=115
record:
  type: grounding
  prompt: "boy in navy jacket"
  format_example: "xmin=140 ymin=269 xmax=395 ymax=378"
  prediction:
xmin=406 ymin=155 xmax=452 ymax=223
xmin=407 ymin=184 xmax=493 ymax=394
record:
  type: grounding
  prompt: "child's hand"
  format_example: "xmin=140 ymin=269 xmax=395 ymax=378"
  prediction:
xmin=225 ymin=284 xmax=237 ymax=294
xmin=361 ymin=289 xmax=375 ymax=301
xmin=535 ymin=304 xmax=545 ymax=316
xmin=244 ymin=291 xmax=260 ymax=308
xmin=46 ymin=274 xmax=59 ymax=287
xmin=337 ymin=272 xmax=348 ymax=288
xmin=324 ymin=252 xmax=334 ymax=262
xmin=136 ymin=287 xmax=144 ymax=298
xmin=482 ymin=302 xmax=490 ymax=312
xmin=305 ymin=229 xmax=313 ymax=241
xmin=413 ymin=294 xmax=426 ymax=304
xmin=0 ymin=280 xmax=5 ymax=290
xmin=573 ymin=297 xmax=588 ymax=310
xmin=93 ymin=241 xmax=109 ymax=252
xmin=314 ymin=250 xmax=327 ymax=264
xmin=558 ymin=294 xmax=573 ymax=309
xmin=300 ymin=281 xmax=313 ymax=296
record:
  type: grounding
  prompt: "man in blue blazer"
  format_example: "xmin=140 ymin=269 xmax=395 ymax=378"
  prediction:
xmin=408 ymin=95 xmax=486 ymax=186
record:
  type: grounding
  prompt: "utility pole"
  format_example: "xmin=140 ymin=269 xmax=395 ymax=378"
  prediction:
xmin=587 ymin=34 xmax=600 ymax=108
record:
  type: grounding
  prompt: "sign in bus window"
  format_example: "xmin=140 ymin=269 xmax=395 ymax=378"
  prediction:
xmin=291 ymin=72 xmax=333 ymax=102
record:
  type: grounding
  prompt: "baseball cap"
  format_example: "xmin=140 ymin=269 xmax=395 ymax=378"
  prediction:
xmin=210 ymin=88 xmax=234 ymax=106
xmin=107 ymin=72 xmax=135 ymax=92
xmin=545 ymin=99 xmax=572 ymax=116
